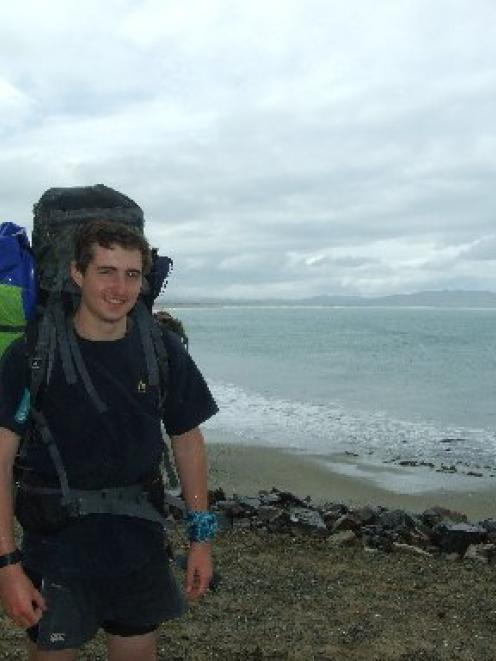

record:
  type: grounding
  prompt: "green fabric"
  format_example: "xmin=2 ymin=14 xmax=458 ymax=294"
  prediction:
xmin=0 ymin=283 xmax=25 ymax=358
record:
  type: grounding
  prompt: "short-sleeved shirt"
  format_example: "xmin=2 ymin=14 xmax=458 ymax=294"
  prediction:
xmin=0 ymin=320 xmax=218 ymax=578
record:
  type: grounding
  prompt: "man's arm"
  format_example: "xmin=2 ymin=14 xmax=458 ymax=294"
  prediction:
xmin=171 ymin=427 xmax=213 ymax=600
xmin=0 ymin=427 xmax=46 ymax=628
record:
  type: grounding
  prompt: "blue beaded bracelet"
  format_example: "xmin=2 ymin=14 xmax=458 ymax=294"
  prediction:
xmin=186 ymin=511 xmax=218 ymax=543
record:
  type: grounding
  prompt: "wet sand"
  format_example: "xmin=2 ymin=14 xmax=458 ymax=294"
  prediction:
xmin=206 ymin=441 xmax=496 ymax=521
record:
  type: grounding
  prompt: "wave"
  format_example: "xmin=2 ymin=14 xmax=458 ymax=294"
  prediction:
xmin=203 ymin=380 xmax=496 ymax=471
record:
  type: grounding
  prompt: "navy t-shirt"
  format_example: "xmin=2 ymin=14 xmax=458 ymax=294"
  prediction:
xmin=0 ymin=321 xmax=218 ymax=578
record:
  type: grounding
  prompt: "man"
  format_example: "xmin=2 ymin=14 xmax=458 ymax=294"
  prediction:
xmin=0 ymin=220 xmax=218 ymax=660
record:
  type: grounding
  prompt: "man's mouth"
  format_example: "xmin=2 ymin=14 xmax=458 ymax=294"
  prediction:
xmin=105 ymin=297 xmax=126 ymax=306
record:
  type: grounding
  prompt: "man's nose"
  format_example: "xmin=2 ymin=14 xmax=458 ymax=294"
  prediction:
xmin=109 ymin=272 xmax=128 ymax=294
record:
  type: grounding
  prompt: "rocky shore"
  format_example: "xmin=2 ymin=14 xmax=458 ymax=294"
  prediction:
xmin=2 ymin=486 xmax=496 ymax=660
xmin=2 ymin=440 xmax=496 ymax=660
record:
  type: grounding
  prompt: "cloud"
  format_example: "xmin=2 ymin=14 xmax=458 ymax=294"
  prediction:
xmin=1 ymin=0 xmax=496 ymax=297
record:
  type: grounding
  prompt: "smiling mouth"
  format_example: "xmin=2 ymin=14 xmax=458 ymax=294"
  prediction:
xmin=105 ymin=298 xmax=126 ymax=305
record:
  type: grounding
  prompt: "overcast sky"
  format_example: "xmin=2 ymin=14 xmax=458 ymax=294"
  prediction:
xmin=1 ymin=1 xmax=495 ymax=299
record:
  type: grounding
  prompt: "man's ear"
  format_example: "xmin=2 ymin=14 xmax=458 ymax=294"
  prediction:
xmin=70 ymin=261 xmax=83 ymax=288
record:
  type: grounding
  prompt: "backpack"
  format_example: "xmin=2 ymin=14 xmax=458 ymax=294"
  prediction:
xmin=0 ymin=222 xmax=36 ymax=358
xmin=13 ymin=185 xmax=186 ymax=533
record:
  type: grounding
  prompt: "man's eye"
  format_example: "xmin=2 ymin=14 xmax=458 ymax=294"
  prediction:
xmin=127 ymin=271 xmax=140 ymax=278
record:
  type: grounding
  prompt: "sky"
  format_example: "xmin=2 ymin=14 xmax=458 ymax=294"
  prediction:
xmin=1 ymin=0 xmax=495 ymax=300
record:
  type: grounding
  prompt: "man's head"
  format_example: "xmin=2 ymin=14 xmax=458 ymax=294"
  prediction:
xmin=73 ymin=220 xmax=152 ymax=276
xmin=70 ymin=220 xmax=152 ymax=336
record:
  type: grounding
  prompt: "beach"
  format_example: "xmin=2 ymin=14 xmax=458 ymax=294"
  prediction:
xmin=2 ymin=440 xmax=496 ymax=660
xmin=206 ymin=441 xmax=496 ymax=522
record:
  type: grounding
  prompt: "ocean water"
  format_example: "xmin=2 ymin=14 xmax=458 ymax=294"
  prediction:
xmin=166 ymin=306 xmax=496 ymax=474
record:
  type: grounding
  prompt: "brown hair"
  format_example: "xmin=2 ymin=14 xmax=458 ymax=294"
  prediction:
xmin=74 ymin=220 xmax=152 ymax=275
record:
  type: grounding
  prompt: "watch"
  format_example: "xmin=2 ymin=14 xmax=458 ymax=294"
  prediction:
xmin=0 ymin=549 xmax=22 ymax=568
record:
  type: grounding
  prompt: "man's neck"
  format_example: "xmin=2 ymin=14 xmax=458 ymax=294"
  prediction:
xmin=73 ymin=310 xmax=128 ymax=341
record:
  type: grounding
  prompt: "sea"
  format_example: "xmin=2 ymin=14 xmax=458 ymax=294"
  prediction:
xmin=164 ymin=305 xmax=496 ymax=477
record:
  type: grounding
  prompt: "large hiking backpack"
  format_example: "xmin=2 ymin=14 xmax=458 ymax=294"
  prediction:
xmin=0 ymin=222 xmax=36 ymax=358
xmin=15 ymin=185 xmax=185 ymax=532
xmin=28 ymin=185 xmax=173 ymax=411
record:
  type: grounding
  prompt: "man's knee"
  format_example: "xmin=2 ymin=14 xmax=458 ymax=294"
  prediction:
xmin=28 ymin=640 xmax=78 ymax=661
xmin=106 ymin=630 xmax=158 ymax=661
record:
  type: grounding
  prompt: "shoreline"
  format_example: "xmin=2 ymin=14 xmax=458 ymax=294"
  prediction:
xmin=206 ymin=440 xmax=496 ymax=521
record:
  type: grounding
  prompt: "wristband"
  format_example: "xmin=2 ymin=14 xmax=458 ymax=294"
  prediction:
xmin=0 ymin=549 xmax=22 ymax=568
xmin=186 ymin=511 xmax=218 ymax=543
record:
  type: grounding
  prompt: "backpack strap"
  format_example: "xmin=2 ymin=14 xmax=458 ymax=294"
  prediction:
xmin=134 ymin=301 xmax=160 ymax=387
xmin=66 ymin=316 xmax=107 ymax=413
xmin=29 ymin=408 xmax=73 ymax=507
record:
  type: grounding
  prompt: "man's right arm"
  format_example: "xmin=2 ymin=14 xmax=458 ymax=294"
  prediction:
xmin=0 ymin=426 xmax=46 ymax=628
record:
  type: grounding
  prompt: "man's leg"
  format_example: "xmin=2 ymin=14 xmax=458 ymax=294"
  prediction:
xmin=106 ymin=631 xmax=158 ymax=661
xmin=27 ymin=640 xmax=78 ymax=661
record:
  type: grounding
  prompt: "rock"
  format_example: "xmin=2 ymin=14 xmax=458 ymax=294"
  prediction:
xmin=433 ymin=523 xmax=488 ymax=555
xmin=351 ymin=505 xmax=381 ymax=525
xmin=327 ymin=530 xmax=358 ymax=547
xmin=392 ymin=542 xmax=432 ymax=558
xmin=422 ymin=506 xmax=467 ymax=527
xmin=324 ymin=503 xmax=349 ymax=517
xmin=480 ymin=519 xmax=496 ymax=534
xmin=208 ymin=487 xmax=227 ymax=505
xmin=258 ymin=491 xmax=281 ymax=506
xmin=289 ymin=507 xmax=327 ymax=532
xmin=379 ymin=509 xmax=416 ymax=530
xmin=270 ymin=488 xmax=311 ymax=508
xmin=215 ymin=511 xmax=233 ymax=532
xmin=232 ymin=517 xmax=252 ymax=531
xmin=332 ymin=514 xmax=360 ymax=533
xmin=257 ymin=506 xmax=283 ymax=523
xmin=463 ymin=543 xmax=496 ymax=563
xmin=322 ymin=504 xmax=349 ymax=526
xmin=234 ymin=495 xmax=262 ymax=511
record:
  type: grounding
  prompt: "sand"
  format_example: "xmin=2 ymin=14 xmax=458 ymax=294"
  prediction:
xmin=206 ymin=441 xmax=496 ymax=521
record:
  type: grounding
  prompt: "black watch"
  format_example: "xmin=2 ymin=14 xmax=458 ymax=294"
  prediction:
xmin=0 ymin=549 xmax=22 ymax=568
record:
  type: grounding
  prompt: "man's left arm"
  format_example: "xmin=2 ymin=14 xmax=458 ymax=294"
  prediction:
xmin=171 ymin=427 xmax=213 ymax=600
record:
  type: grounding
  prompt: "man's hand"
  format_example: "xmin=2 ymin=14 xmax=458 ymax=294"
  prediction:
xmin=0 ymin=564 xmax=46 ymax=629
xmin=186 ymin=542 xmax=213 ymax=600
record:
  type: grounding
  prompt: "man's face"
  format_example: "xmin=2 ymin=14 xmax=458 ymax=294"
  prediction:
xmin=70 ymin=243 xmax=143 ymax=325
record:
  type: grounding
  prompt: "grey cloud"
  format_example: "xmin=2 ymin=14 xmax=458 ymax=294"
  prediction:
xmin=1 ymin=1 xmax=496 ymax=298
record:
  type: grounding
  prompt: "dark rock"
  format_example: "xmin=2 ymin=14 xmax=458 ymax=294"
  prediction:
xmin=422 ymin=506 xmax=467 ymax=527
xmin=289 ymin=507 xmax=327 ymax=532
xmin=234 ymin=495 xmax=262 ymax=511
xmin=257 ymin=506 xmax=283 ymax=523
xmin=208 ymin=487 xmax=226 ymax=505
xmin=351 ymin=505 xmax=381 ymax=525
xmin=270 ymin=488 xmax=311 ymax=508
xmin=379 ymin=509 xmax=416 ymax=530
xmin=332 ymin=514 xmax=360 ymax=533
xmin=480 ymin=519 xmax=496 ymax=534
xmin=214 ymin=511 xmax=233 ymax=532
xmin=433 ymin=523 xmax=488 ymax=555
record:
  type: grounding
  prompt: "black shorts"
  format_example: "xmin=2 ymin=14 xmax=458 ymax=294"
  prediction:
xmin=25 ymin=556 xmax=186 ymax=651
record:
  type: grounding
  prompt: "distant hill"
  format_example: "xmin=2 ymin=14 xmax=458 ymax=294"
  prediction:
xmin=159 ymin=290 xmax=496 ymax=308
xmin=304 ymin=290 xmax=496 ymax=308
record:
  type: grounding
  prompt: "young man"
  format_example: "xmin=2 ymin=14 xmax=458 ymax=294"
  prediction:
xmin=0 ymin=221 xmax=218 ymax=660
